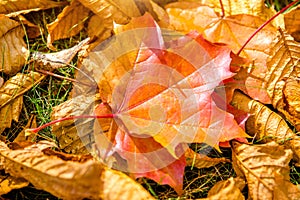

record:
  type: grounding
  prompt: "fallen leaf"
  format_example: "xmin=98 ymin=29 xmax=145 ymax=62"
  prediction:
xmin=16 ymin=15 xmax=40 ymax=38
xmin=231 ymin=90 xmax=295 ymax=143
xmin=196 ymin=177 xmax=245 ymax=200
xmin=284 ymin=4 xmax=300 ymax=41
xmin=232 ymin=141 xmax=294 ymax=200
xmin=0 ymin=0 xmax=64 ymax=16
xmin=0 ymin=15 xmax=29 ymax=75
xmin=84 ymin=14 xmax=247 ymax=193
xmin=46 ymin=0 xmax=91 ymax=50
xmin=165 ymin=2 xmax=277 ymax=60
xmin=0 ymin=174 xmax=29 ymax=195
xmin=51 ymin=95 xmax=97 ymax=154
xmin=185 ymin=148 xmax=229 ymax=169
xmin=0 ymin=72 xmax=45 ymax=134
xmin=31 ymin=37 xmax=90 ymax=71
xmin=13 ymin=115 xmax=37 ymax=142
xmin=0 ymin=140 xmax=154 ymax=199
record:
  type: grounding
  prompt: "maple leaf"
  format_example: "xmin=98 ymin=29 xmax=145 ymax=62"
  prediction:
xmin=79 ymin=13 xmax=249 ymax=193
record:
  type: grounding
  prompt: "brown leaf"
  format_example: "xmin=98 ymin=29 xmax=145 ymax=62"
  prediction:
xmin=51 ymin=95 xmax=97 ymax=154
xmin=0 ymin=140 xmax=154 ymax=199
xmin=0 ymin=15 xmax=29 ymax=75
xmin=46 ymin=0 xmax=91 ymax=50
xmin=14 ymin=115 xmax=37 ymax=142
xmin=0 ymin=72 xmax=45 ymax=134
xmin=265 ymin=30 xmax=300 ymax=132
xmin=185 ymin=148 xmax=229 ymax=169
xmin=31 ymin=37 xmax=90 ymax=71
xmin=284 ymin=5 xmax=300 ymax=42
xmin=231 ymin=90 xmax=295 ymax=143
xmin=0 ymin=0 xmax=65 ymax=16
xmin=196 ymin=177 xmax=245 ymax=200
xmin=232 ymin=141 xmax=293 ymax=200
xmin=0 ymin=174 xmax=29 ymax=195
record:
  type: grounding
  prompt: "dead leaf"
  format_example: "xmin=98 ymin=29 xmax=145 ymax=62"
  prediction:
xmin=51 ymin=95 xmax=97 ymax=154
xmin=232 ymin=141 xmax=294 ymax=200
xmin=231 ymin=90 xmax=295 ymax=143
xmin=0 ymin=174 xmax=29 ymax=195
xmin=31 ymin=37 xmax=90 ymax=71
xmin=0 ymin=72 xmax=45 ymax=134
xmin=185 ymin=148 xmax=229 ymax=169
xmin=46 ymin=0 xmax=91 ymax=50
xmin=0 ymin=15 xmax=29 ymax=75
xmin=284 ymin=4 xmax=300 ymax=41
xmin=0 ymin=0 xmax=65 ymax=17
xmin=14 ymin=115 xmax=37 ymax=142
xmin=0 ymin=77 xmax=3 ymax=88
xmin=16 ymin=15 xmax=40 ymax=38
xmin=165 ymin=2 xmax=277 ymax=60
xmin=196 ymin=177 xmax=245 ymax=200
xmin=0 ymin=140 xmax=154 ymax=199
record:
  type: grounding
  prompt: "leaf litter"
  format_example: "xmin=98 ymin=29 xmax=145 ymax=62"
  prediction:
xmin=1 ymin=0 xmax=300 ymax=199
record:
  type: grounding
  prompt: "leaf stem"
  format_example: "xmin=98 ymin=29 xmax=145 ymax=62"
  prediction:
xmin=237 ymin=0 xmax=300 ymax=56
xmin=219 ymin=0 xmax=225 ymax=17
xmin=27 ymin=114 xmax=114 ymax=134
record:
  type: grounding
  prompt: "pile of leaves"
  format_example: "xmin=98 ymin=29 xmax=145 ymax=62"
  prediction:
xmin=1 ymin=0 xmax=300 ymax=199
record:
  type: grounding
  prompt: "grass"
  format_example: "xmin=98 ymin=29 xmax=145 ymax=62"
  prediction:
xmin=1 ymin=1 xmax=300 ymax=199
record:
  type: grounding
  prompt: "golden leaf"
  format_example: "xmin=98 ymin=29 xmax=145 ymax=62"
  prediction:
xmin=232 ymin=141 xmax=294 ymax=200
xmin=265 ymin=30 xmax=300 ymax=131
xmin=165 ymin=2 xmax=277 ymax=60
xmin=196 ymin=177 xmax=245 ymax=200
xmin=14 ymin=115 xmax=37 ymax=142
xmin=185 ymin=148 xmax=229 ymax=169
xmin=231 ymin=90 xmax=295 ymax=143
xmin=284 ymin=5 xmax=300 ymax=42
xmin=0 ymin=140 xmax=154 ymax=199
xmin=0 ymin=15 xmax=29 ymax=75
xmin=46 ymin=0 xmax=91 ymax=50
xmin=0 ymin=175 xmax=29 ymax=195
xmin=0 ymin=72 xmax=45 ymax=134
xmin=0 ymin=0 xmax=64 ymax=16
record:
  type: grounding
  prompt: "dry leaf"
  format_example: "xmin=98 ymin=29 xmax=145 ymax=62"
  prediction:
xmin=14 ymin=115 xmax=37 ymax=142
xmin=0 ymin=72 xmax=45 ymax=134
xmin=46 ymin=0 xmax=91 ymax=50
xmin=51 ymin=95 xmax=97 ymax=154
xmin=231 ymin=90 xmax=295 ymax=143
xmin=17 ymin=15 xmax=40 ymax=38
xmin=196 ymin=177 xmax=245 ymax=200
xmin=31 ymin=37 xmax=90 ymax=71
xmin=0 ymin=15 xmax=29 ymax=75
xmin=0 ymin=0 xmax=64 ymax=16
xmin=284 ymin=5 xmax=300 ymax=41
xmin=0 ymin=174 xmax=29 ymax=195
xmin=0 ymin=140 xmax=154 ymax=199
xmin=185 ymin=148 xmax=229 ymax=169
xmin=232 ymin=141 xmax=294 ymax=200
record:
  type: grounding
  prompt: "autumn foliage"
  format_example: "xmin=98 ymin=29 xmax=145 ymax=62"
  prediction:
xmin=1 ymin=0 xmax=300 ymax=199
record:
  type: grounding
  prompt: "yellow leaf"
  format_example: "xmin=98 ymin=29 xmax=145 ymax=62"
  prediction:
xmin=0 ymin=72 xmax=45 ymax=134
xmin=0 ymin=15 xmax=29 ymax=75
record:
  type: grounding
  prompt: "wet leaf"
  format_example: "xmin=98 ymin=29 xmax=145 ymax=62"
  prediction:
xmin=0 ymin=72 xmax=45 ymax=134
xmin=232 ymin=141 xmax=294 ymax=200
xmin=0 ymin=15 xmax=29 ymax=75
